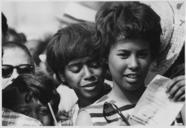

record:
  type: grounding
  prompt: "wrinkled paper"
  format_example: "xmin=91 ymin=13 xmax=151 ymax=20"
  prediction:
xmin=129 ymin=75 xmax=184 ymax=125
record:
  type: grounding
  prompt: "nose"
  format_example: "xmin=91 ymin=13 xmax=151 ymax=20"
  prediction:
xmin=11 ymin=69 xmax=19 ymax=81
xmin=128 ymin=55 xmax=139 ymax=70
xmin=83 ymin=65 xmax=96 ymax=81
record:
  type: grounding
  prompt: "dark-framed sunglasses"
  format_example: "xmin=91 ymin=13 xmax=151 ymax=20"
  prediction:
xmin=103 ymin=102 xmax=130 ymax=125
xmin=2 ymin=64 xmax=34 ymax=78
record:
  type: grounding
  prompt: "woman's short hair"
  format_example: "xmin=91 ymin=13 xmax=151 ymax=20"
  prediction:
xmin=6 ymin=28 xmax=27 ymax=44
xmin=96 ymin=2 xmax=162 ymax=60
xmin=46 ymin=22 xmax=105 ymax=75
xmin=2 ymin=41 xmax=35 ymax=66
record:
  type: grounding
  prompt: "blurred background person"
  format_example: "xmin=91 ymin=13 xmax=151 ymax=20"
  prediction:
xmin=5 ymin=27 xmax=27 ymax=44
xmin=2 ymin=12 xmax=42 ymax=126
xmin=3 ymin=73 xmax=60 ymax=126
xmin=2 ymin=41 xmax=35 ymax=89
xmin=25 ymin=35 xmax=55 ymax=78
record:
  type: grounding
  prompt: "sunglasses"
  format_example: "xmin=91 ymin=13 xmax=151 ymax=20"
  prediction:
xmin=2 ymin=64 xmax=34 ymax=78
xmin=103 ymin=102 xmax=130 ymax=125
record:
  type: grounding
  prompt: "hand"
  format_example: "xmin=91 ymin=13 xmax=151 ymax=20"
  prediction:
xmin=166 ymin=75 xmax=185 ymax=102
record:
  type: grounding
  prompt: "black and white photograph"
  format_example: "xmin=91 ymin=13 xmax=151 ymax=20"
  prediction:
xmin=1 ymin=0 xmax=185 ymax=126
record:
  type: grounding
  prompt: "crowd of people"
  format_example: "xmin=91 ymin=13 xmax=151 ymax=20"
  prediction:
xmin=2 ymin=1 xmax=185 ymax=126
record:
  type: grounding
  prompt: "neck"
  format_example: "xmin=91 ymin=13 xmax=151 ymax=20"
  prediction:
xmin=78 ymin=98 xmax=95 ymax=108
xmin=109 ymin=81 xmax=145 ymax=105
xmin=78 ymin=90 xmax=104 ymax=108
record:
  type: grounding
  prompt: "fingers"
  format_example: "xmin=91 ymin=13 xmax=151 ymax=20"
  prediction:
xmin=168 ymin=80 xmax=185 ymax=98
xmin=170 ymin=85 xmax=185 ymax=101
xmin=166 ymin=75 xmax=185 ymax=102
xmin=172 ymin=75 xmax=185 ymax=83
xmin=166 ymin=80 xmax=174 ymax=93
xmin=166 ymin=75 xmax=185 ymax=92
xmin=177 ymin=95 xmax=185 ymax=102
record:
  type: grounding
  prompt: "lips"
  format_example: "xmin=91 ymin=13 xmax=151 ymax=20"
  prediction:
xmin=82 ymin=82 xmax=98 ymax=91
xmin=123 ymin=74 xmax=140 ymax=82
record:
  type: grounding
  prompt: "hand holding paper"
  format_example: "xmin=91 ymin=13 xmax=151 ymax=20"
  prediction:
xmin=129 ymin=75 xmax=184 ymax=125
xmin=166 ymin=75 xmax=185 ymax=101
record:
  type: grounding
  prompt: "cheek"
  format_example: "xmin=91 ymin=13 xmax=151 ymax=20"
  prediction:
xmin=2 ymin=78 xmax=13 ymax=89
xmin=92 ymin=68 xmax=104 ymax=78
xmin=140 ymin=59 xmax=152 ymax=73
xmin=40 ymin=115 xmax=52 ymax=125
xmin=64 ymin=72 xmax=81 ymax=89
xmin=108 ymin=53 xmax=126 ymax=78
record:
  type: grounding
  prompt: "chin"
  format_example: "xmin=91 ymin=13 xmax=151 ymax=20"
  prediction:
xmin=86 ymin=92 xmax=100 ymax=99
xmin=122 ymin=82 xmax=142 ymax=91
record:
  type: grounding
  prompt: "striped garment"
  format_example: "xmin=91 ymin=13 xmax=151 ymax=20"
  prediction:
xmin=57 ymin=81 xmax=112 ymax=126
xmin=2 ymin=107 xmax=42 ymax=126
xmin=83 ymin=95 xmax=184 ymax=126
xmin=83 ymin=94 xmax=135 ymax=126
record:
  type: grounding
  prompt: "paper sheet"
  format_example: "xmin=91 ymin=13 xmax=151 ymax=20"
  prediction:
xmin=129 ymin=75 xmax=184 ymax=125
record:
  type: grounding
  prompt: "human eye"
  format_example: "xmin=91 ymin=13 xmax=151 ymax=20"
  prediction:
xmin=17 ymin=107 xmax=30 ymax=115
xmin=68 ymin=64 xmax=82 ymax=73
xmin=138 ymin=50 xmax=150 ymax=58
xmin=117 ymin=51 xmax=130 ymax=59
xmin=38 ymin=107 xmax=50 ymax=116
xmin=18 ymin=64 xmax=34 ymax=74
xmin=89 ymin=61 xmax=100 ymax=68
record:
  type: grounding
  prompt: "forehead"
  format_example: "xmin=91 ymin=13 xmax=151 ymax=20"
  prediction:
xmin=111 ymin=39 xmax=150 ymax=51
xmin=68 ymin=56 xmax=96 ymax=65
xmin=16 ymin=99 xmax=45 ymax=110
xmin=13 ymin=90 xmax=43 ymax=107
xmin=25 ymin=40 xmax=40 ymax=54
xmin=25 ymin=40 xmax=40 ymax=48
xmin=3 ymin=47 xmax=31 ymax=65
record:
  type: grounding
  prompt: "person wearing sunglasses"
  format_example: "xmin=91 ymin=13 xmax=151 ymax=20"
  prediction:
xmin=2 ymin=41 xmax=35 ymax=89
xmin=88 ymin=1 xmax=185 ymax=126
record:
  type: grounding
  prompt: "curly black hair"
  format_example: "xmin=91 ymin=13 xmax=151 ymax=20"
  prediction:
xmin=96 ymin=2 xmax=162 ymax=60
xmin=3 ymin=73 xmax=60 ymax=114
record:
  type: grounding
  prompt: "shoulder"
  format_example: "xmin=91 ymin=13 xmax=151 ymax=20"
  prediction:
xmin=75 ymin=109 xmax=93 ymax=125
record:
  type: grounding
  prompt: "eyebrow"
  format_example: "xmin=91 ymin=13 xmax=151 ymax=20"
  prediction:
xmin=15 ymin=104 xmax=30 ymax=108
xmin=38 ymin=105 xmax=48 ymax=109
xmin=68 ymin=58 xmax=85 ymax=65
xmin=68 ymin=59 xmax=92 ymax=66
xmin=117 ymin=49 xmax=129 ymax=52
xmin=117 ymin=49 xmax=150 ymax=52
xmin=67 ymin=62 xmax=82 ymax=68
